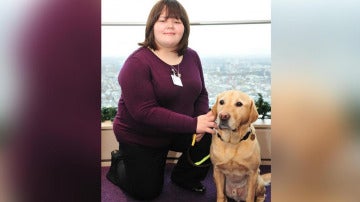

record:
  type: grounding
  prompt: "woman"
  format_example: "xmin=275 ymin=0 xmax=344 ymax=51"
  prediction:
xmin=107 ymin=0 xmax=217 ymax=200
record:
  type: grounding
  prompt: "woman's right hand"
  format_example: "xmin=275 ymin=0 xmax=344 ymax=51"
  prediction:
xmin=196 ymin=111 xmax=217 ymax=135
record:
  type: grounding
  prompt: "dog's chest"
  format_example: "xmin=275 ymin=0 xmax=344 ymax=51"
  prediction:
xmin=216 ymin=159 xmax=251 ymax=200
xmin=211 ymin=140 xmax=257 ymax=167
xmin=223 ymin=167 xmax=249 ymax=201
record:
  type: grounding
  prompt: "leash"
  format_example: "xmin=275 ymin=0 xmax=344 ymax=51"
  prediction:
xmin=189 ymin=134 xmax=211 ymax=166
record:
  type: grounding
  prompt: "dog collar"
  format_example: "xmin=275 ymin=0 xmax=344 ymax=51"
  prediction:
xmin=216 ymin=127 xmax=252 ymax=143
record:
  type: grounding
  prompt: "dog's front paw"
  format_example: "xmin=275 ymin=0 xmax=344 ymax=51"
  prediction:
xmin=216 ymin=197 xmax=228 ymax=202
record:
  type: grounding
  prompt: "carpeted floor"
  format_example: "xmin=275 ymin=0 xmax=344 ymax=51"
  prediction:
xmin=102 ymin=164 xmax=271 ymax=202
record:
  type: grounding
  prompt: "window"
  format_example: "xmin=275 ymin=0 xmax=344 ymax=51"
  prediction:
xmin=102 ymin=0 xmax=271 ymax=107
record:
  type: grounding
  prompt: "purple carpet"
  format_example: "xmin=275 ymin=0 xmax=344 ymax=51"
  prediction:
xmin=102 ymin=164 xmax=271 ymax=202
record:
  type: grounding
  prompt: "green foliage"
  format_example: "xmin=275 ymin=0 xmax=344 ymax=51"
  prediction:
xmin=101 ymin=107 xmax=117 ymax=122
xmin=255 ymin=93 xmax=271 ymax=119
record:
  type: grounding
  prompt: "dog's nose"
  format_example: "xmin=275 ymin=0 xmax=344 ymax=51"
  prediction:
xmin=219 ymin=112 xmax=230 ymax=121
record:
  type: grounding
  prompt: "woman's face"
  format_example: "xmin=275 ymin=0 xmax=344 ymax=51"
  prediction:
xmin=153 ymin=8 xmax=184 ymax=50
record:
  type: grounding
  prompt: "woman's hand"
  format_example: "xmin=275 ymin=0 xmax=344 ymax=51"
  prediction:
xmin=196 ymin=111 xmax=217 ymax=135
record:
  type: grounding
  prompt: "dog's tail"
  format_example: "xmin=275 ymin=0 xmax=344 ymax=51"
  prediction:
xmin=260 ymin=173 xmax=271 ymax=186
xmin=256 ymin=173 xmax=271 ymax=199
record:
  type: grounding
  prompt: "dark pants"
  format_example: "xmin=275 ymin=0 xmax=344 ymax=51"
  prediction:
xmin=108 ymin=133 xmax=212 ymax=200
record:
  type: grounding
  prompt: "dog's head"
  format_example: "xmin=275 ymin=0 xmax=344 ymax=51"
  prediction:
xmin=211 ymin=90 xmax=259 ymax=131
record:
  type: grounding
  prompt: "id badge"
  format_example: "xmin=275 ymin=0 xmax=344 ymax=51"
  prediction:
xmin=171 ymin=74 xmax=183 ymax=87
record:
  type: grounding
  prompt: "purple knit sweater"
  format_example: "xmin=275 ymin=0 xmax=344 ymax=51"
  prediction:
xmin=113 ymin=47 xmax=209 ymax=148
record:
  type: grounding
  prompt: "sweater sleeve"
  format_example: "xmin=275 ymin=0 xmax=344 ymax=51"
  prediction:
xmin=192 ymin=51 xmax=210 ymax=116
xmin=119 ymin=57 xmax=197 ymax=134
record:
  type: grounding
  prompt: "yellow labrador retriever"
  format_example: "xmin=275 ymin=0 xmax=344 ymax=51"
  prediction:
xmin=210 ymin=90 xmax=270 ymax=202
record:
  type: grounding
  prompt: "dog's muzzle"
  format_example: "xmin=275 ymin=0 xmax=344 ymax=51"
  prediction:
xmin=218 ymin=112 xmax=232 ymax=130
xmin=219 ymin=121 xmax=231 ymax=130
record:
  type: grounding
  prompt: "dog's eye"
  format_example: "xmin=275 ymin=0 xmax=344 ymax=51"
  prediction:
xmin=235 ymin=102 xmax=243 ymax=107
xmin=219 ymin=100 xmax=224 ymax=105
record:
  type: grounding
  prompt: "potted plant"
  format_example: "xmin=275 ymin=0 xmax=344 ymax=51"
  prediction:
xmin=101 ymin=107 xmax=117 ymax=122
xmin=255 ymin=93 xmax=271 ymax=119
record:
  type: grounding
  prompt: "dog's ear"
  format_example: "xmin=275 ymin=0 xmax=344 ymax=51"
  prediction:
xmin=248 ymin=99 xmax=259 ymax=123
xmin=211 ymin=96 xmax=218 ymax=116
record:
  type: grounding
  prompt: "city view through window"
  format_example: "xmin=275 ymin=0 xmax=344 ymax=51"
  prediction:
xmin=101 ymin=53 xmax=271 ymax=108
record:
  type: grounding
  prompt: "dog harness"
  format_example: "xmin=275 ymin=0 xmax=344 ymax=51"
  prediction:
xmin=215 ymin=127 xmax=253 ymax=143
xmin=191 ymin=128 xmax=253 ymax=166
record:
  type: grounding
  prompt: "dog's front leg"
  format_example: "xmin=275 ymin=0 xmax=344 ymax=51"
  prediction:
xmin=245 ymin=172 xmax=258 ymax=202
xmin=213 ymin=167 xmax=227 ymax=202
